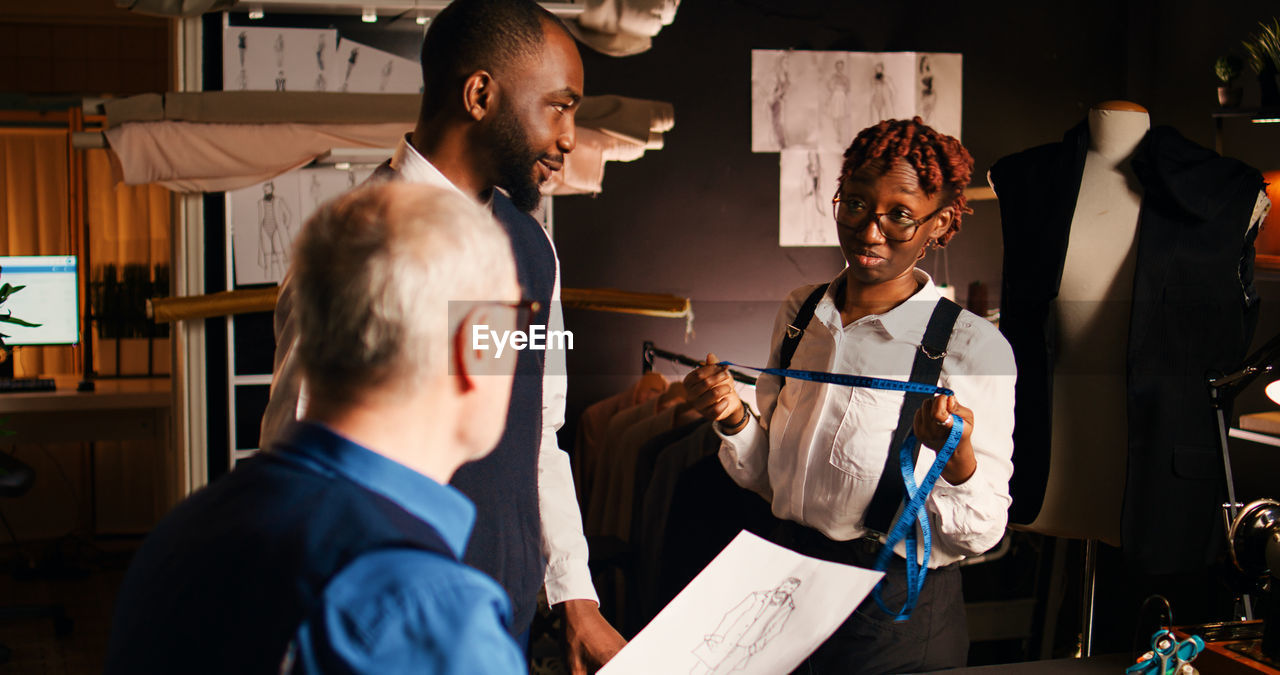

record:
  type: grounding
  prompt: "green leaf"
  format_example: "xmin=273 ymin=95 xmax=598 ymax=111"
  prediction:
xmin=0 ymin=282 xmax=24 ymax=305
xmin=0 ymin=311 xmax=40 ymax=328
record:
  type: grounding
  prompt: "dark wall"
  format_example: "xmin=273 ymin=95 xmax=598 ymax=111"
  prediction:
xmin=551 ymin=0 xmax=1280 ymax=640
xmin=552 ymin=0 xmax=1280 ymax=647
xmin=556 ymin=0 xmax=1145 ymax=422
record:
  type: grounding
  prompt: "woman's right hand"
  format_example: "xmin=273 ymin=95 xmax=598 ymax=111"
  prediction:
xmin=682 ymin=353 xmax=747 ymax=434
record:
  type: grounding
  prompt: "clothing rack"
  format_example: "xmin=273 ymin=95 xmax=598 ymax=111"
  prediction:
xmin=641 ymin=340 xmax=757 ymax=386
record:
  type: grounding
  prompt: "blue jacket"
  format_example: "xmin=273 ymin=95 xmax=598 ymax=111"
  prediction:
xmin=105 ymin=421 xmax=525 ymax=674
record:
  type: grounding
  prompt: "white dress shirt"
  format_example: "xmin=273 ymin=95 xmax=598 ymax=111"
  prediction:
xmin=260 ymin=135 xmax=596 ymax=606
xmin=718 ymin=270 xmax=1016 ymax=567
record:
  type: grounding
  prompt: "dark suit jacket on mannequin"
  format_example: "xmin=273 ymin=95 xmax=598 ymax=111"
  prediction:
xmin=991 ymin=122 xmax=1263 ymax=575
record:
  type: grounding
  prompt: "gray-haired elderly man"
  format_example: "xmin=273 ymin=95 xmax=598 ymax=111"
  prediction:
xmin=106 ymin=182 xmax=531 ymax=674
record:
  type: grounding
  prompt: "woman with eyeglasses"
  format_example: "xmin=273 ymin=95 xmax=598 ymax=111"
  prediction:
xmin=684 ymin=118 xmax=1016 ymax=674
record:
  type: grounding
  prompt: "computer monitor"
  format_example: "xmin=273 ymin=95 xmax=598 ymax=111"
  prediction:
xmin=0 ymin=255 xmax=80 ymax=346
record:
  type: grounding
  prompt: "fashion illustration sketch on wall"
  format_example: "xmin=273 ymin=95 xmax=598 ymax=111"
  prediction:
xmin=331 ymin=38 xmax=422 ymax=94
xmin=220 ymin=25 xmax=420 ymax=94
xmin=342 ymin=47 xmax=359 ymax=92
xmin=825 ymin=59 xmax=853 ymax=148
xmin=915 ymin=52 xmax=963 ymax=139
xmin=315 ymin=34 xmax=327 ymax=91
xmin=229 ymin=173 xmax=300 ymax=286
xmin=230 ymin=166 xmax=378 ymax=286
xmin=274 ymin=34 xmax=289 ymax=91
xmin=221 ymin=26 xmax=338 ymax=93
xmin=869 ymin=61 xmax=895 ymax=123
xmin=753 ymin=51 xmax=959 ymax=247
xmin=918 ymin=55 xmax=936 ymax=122
xmin=257 ymin=181 xmax=293 ymax=280
xmin=779 ymin=149 xmax=842 ymax=246
xmin=235 ymin=31 xmax=248 ymax=90
xmin=751 ymin=51 xmax=818 ymax=152
xmin=770 ymin=54 xmax=791 ymax=149
xmin=691 ymin=577 xmax=800 ymax=674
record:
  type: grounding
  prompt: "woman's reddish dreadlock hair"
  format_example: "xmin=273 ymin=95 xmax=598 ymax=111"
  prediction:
xmin=840 ymin=117 xmax=974 ymax=246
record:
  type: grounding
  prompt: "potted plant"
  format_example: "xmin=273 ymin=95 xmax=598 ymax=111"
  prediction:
xmin=0 ymin=277 xmax=39 ymax=433
xmin=1216 ymin=54 xmax=1244 ymax=107
xmin=0 ymin=280 xmax=40 ymax=348
xmin=0 ymin=278 xmax=40 ymax=387
xmin=1243 ymin=18 xmax=1280 ymax=106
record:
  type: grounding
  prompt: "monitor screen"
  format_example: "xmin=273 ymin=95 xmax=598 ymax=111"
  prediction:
xmin=0 ymin=255 xmax=80 ymax=346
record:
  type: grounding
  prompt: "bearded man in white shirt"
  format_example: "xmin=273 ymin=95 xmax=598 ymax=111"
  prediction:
xmin=259 ymin=0 xmax=625 ymax=672
xmin=685 ymin=117 xmax=1016 ymax=675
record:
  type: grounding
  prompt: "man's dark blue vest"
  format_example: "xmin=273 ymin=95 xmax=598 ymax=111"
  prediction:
xmin=367 ymin=164 xmax=556 ymax=635
xmin=992 ymin=123 xmax=1262 ymax=575
xmin=453 ymin=191 xmax=556 ymax=635
xmin=105 ymin=424 xmax=452 ymax=674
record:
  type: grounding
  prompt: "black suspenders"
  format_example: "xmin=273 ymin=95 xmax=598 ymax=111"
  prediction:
xmin=776 ymin=284 xmax=963 ymax=535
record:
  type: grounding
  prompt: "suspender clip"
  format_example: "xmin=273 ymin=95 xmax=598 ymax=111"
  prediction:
xmin=919 ymin=344 xmax=948 ymax=360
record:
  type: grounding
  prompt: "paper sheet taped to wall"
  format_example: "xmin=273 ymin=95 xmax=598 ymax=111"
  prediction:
xmin=599 ymin=530 xmax=883 ymax=675
xmin=751 ymin=50 xmax=962 ymax=153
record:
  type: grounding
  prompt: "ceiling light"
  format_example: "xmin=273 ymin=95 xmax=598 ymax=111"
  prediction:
xmin=1251 ymin=117 xmax=1280 ymax=124
xmin=361 ymin=7 xmax=377 ymax=22
xmin=247 ymin=4 xmax=264 ymax=19
xmin=416 ymin=12 xmax=430 ymax=25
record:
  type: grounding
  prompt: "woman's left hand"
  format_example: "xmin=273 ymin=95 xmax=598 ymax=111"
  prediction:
xmin=913 ymin=394 xmax=977 ymax=485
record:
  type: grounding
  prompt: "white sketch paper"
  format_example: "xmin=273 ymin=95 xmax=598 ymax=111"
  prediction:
xmin=598 ymin=531 xmax=883 ymax=675
xmin=222 ymin=27 xmax=339 ymax=92
xmin=779 ymin=149 xmax=843 ymax=247
xmin=229 ymin=173 xmax=299 ymax=285
xmin=222 ymin=26 xmax=420 ymax=94
xmin=298 ymin=165 xmax=375 ymax=222
xmin=750 ymin=50 xmax=819 ymax=152
xmin=230 ymin=166 xmax=373 ymax=286
xmin=330 ymin=39 xmax=422 ymax=94
xmin=751 ymin=50 xmax=961 ymax=153
xmin=915 ymin=53 xmax=962 ymax=139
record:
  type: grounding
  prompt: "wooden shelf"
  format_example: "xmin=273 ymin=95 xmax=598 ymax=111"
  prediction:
xmin=1213 ymin=107 xmax=1280 ymax=120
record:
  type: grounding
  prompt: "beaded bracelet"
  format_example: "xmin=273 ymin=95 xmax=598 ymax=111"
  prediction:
xmin=718 ymin=403 xmax=751 ymax=434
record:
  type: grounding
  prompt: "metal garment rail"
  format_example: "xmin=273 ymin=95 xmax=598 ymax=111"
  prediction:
xmin=641 ymin=340 xmax=757 ymax=386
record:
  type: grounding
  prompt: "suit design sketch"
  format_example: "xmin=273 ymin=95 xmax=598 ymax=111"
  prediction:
xmin=257 ymin=181 xmax=293 ymax=279
xmin=691 ymin=577 xmax=800 ymax=674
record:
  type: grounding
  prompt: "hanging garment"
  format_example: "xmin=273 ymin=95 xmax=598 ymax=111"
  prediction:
xmin=573 ymin=372 xmax=669 ymax=506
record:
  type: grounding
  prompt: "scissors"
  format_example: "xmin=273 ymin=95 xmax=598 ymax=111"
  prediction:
xmin=1124 ymin=628 xmax=1205 ymax=675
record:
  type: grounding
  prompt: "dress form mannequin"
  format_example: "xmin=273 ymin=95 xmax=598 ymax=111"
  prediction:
xmin=1023 ymin=100 xmax=1150 ymax=544
xmin=992 ymin=102 xmax=1271 ymax=649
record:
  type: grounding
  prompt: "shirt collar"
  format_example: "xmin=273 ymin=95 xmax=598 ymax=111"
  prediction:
xmin=271 ymin=421 xmax=475 ymax=559
xmin=822 ymin=268 xmax=944 ymax=342
xmin=389 ymin=133 xmax=494 ymax=209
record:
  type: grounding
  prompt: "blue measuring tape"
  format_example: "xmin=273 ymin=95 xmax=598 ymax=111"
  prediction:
xmin=719 ymin=362 xmax=955 ymax=397
xmin=719 ymin=360 xmax=964 ymax=622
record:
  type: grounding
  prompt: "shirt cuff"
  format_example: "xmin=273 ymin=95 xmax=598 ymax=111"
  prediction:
xmin=713 ymin=411 xmax=763 ymax=449
xmin=543 ymin=558 xmax=599 ymax=607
